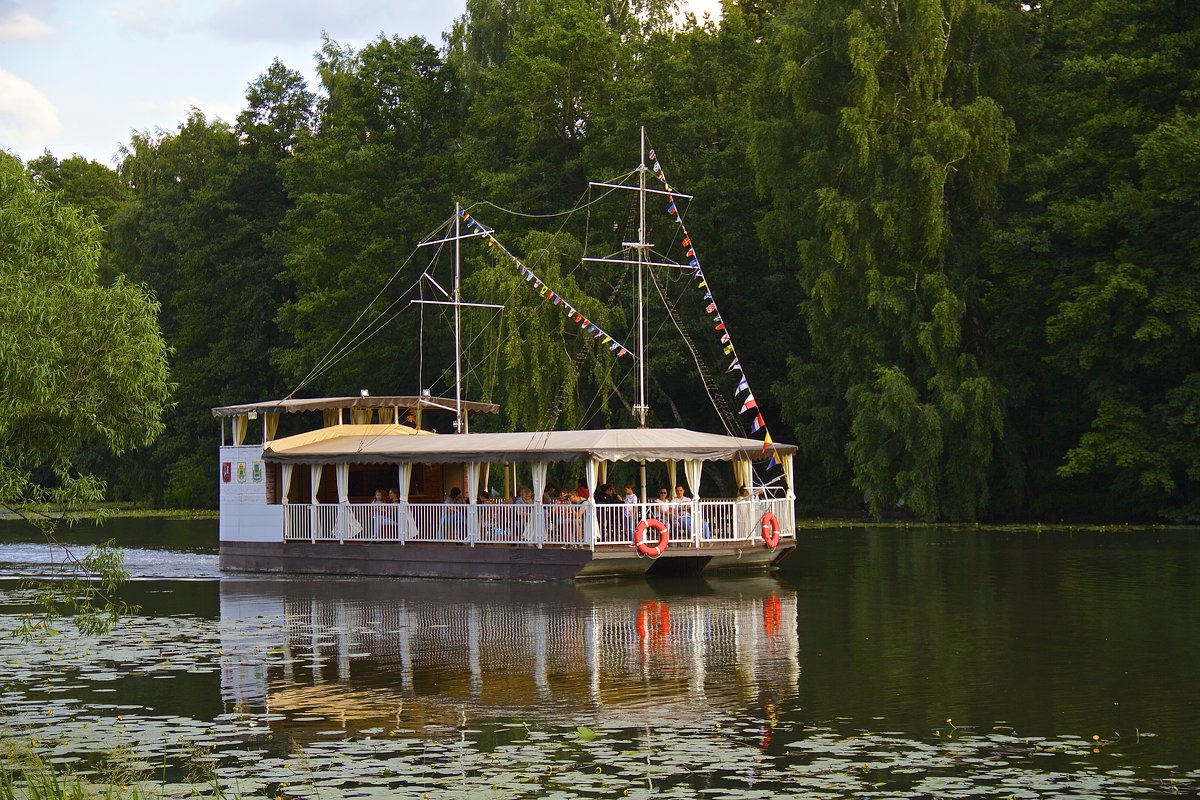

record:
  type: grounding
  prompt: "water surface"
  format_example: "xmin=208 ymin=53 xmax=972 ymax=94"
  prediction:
xmin=1 ymin=520 xmax=1197 ymax=798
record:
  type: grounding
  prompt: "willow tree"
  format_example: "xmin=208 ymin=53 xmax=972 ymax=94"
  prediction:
xmin=752 ymin=0 xmax=1018 ymax=520
xmin=1 ymin=153 xmax=170 ymax=633
xmin=464 ymin=229 xmax=626 ymax=432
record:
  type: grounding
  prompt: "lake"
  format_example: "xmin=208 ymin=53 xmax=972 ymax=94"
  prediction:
xmin=2 ymin=518 xmax=1198 ymax=798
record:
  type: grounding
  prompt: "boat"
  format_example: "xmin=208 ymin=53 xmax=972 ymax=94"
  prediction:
xmin=214 ymin=131 xmax=799 ymax=580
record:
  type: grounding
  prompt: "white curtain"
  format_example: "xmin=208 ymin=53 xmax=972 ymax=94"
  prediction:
xmin=597 ymin=460 xmax=607 ymax=485
xmin=311 ymin=464 xmax=323 ymax=504
xmin=667 ymin=459 xmax=677 ymax=491
xmin=264 ymin=413 xmax=280 ymax=442
xmin=336 ymin=464 xmax=349 ymax=503
xmin=350 ymin=408 xmax=372 ymax=425
xmin=282 ymin=464 xmax=293 ymax=504
xmin=232 ymin=415 xmax=248 ymax=446
xmin=335 ymin=463 xmax=359 ymax=539
xmin=310 ymin=464 xmax=324 ymax=540
xmin=684 ymin=460 xmax=702 ymax=499
xmin=396 ymin=463 xmax=416 ymax=538
xmin=585 ymin=457 xmax=601 ymax=545
xmin=781 ymin=453 xmax=795 ymax=497
xmin=481 ymin=463 xmax=491 ymax=495
xmin=465 ymin=463 xmax=482 ymax=543
xmin=525 ymin=461 xmax=549 ymax=543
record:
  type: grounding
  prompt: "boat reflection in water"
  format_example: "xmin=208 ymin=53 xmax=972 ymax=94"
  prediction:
xmin=219 ymin=577 xmax=799 ymax=734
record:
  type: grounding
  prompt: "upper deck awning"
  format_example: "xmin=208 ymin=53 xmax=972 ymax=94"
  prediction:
xmin=263 ymin=427 xmax=796 ymax=465
xmin=211 ymin=395 xmax=500 ymax=418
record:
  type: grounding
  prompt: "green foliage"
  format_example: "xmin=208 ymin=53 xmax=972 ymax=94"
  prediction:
xmin=987 ymin=0 xmax=1200 ymax=519
xmin=18 ymin=0 xmax=1197 ymax=522
xmin=0 ymin=152 xmax=167 ymax=634
xmin=752 ymin=0 xmax=1016 ymax=520
xmin=0 ymin=152 xmax=170 ymax=507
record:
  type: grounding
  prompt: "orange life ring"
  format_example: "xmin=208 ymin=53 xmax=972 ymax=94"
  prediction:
xmin=634 ymin=517 xmax=669 ymax=557
xmin=636 ymin=600 xmax=671 ymax=640
xmin=763 ymin=595 xmax=782 ymax=637
xmin=760 ymin=511 xmax=781 ymax=550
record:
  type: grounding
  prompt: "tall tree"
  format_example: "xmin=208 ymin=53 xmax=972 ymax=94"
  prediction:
xmin=752 ymin=0 xmax=1019 ymax=520
xmin=1 ymin=152 xmax=170 ymax=630
xmin=110 ymin=62 xmax=311 ymax=505
xmin=275 ymin=35 xmax=465 ymax=399
xmin=989 ymin=0 xmax=1200 ymax=520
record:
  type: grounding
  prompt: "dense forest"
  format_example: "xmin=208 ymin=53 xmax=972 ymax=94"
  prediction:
xmin=17 ymin=0 xmax=1199 ymax=523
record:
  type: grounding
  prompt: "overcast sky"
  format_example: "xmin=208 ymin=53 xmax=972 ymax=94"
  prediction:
xmin=1 ymin=0 xmax=721 ymax=167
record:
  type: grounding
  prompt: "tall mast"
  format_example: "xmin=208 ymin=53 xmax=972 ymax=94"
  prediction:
xmin=414 ymin=207 xmax=503 ymax=433
xmin=582 ymin=129 xmax=693 ymax=429
xmin=635 ymin=127 xmax=648 ymax=428
xmin=454 ymin=201 xmax=463 ymax=432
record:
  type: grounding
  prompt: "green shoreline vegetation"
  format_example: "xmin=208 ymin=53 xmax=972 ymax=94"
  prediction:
xmin=5 ymin=0 xmax=1199 ymax=525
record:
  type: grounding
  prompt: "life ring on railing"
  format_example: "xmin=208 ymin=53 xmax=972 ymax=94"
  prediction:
xmin=634 ymin=518 xmax=669 ymax=557
xmin=760 ymin=511 xmax=781 ymax=550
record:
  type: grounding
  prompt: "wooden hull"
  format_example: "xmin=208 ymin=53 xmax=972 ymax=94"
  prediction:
xmin=219 ymin=539 xmax=795 ymax=581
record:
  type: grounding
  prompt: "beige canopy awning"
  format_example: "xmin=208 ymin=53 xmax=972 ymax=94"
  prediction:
xmin=211 ymin=395 xmax=500 ymax=418
xmin=263 ymin=427 xmax=796 ymax=465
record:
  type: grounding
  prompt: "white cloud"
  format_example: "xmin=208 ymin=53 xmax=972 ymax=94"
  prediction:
xmin=131 ymin=96 xmax=240 ymax=125
xmin=207 ymin=0 xmax=453 ymax=44
xmin=0 ymin=8 xmax=52 ymax=40
xmin=106 ymin=0 xmax=187 ymax=36
xmin=0 ymin=69 xmax=60 ymax=153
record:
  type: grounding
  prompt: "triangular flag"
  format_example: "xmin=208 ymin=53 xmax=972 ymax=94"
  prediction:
xmin=706 ymin=303 xmax=717 ymax=314
xmin=686 ymin=248 xmax=695 ymax=257
xmin=727 ymin=359 xmax=741 ymax=373
xmin=720 ymin=333 xmax=731 ymax=344
xmin=697 ymin=280 xmax=708 ymax=288
xmin=724 ymin=344 xmax=734 ymax=355
xmin=602 ymin=334 xmax=612 ymax=344
xmin=525 ymin=273 xmax=535 ymax=283
xmin=715 ymin=322 xmax=725 ymax=331
xmin=740 ymin=395 xmax=757 ymax=414
xmin=704 ymin=292 xmax=712 ymax=300
xmin=617 ymin=348 xmax=628 ymax=357
xmin=750 ymin=414 xmax=765 ymax=434
xmin=648 ymin=149 xmax=656 ymax=160
xmin=766 ymin=453 xmax=778 ymax=470
xmin=667 ymin=203 xmax=677 ymax=215
xmin=609 ymin=341 xmax=619 ymax=351
xmin=762 ymin=432 xmax=774 ymax=455
xmin=736 ymin=377 xmax=749 ymax=394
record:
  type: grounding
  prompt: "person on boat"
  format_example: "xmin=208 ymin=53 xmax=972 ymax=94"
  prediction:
xmin=622 ymin=483 xmax=639 ymax=538
xmin=371 ymin=489 xmax=395 ymax=536
xmin=543 ymin=484 xmax=559 ymax=505
xmin=514 ymin=485 xmax=532 ymax=504
xmin=565 ymin=490 xmax=586 ymax=542
xmin=575 ymin=478 xmax=590 ymax=501
xmin=403 ymin=409 xmax=418 ymax=429
xmin=438 ymin=487 xmax=466 ymax=540
xmin=387 ymin=488 xmax=401 ymax=503
xmin=670 ymin=484 xmax=709 ymax=539
xmin=653 ymin=487 xmax=672 ymax=520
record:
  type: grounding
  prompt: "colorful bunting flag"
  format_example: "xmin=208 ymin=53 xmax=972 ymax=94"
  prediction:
xmin=727 ymin=359 xmax=741 ymax=373
xmin=724 ymin=344 xmax=734 ymax=355
xmin=761 ymin=431 xmax=774 ymax=455
xmin=706 ymin=303 xmax=717 ymax=314
xmin=715 ymin=322 xmax=724 ymax=331
xmin=740 ymin=395 xmax=757 ymax=414
xmin=750 ymin=414 xmax=764 ymax=434
xmin=736 ymin=377 xmax=749 ymax=394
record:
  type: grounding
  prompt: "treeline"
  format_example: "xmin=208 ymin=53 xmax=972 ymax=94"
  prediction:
xmin=22 ymin=0 xmax=1199 ymax=522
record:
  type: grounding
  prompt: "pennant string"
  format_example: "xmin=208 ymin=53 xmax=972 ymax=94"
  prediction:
xmin=460 ymin=210 xmax=634 ymax=361
xmin=646 ymin=148 xmax=777 ymax=459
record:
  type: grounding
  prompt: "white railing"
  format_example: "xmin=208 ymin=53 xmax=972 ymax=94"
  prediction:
xmin=282 ymin=497 xmax=796 ymax=549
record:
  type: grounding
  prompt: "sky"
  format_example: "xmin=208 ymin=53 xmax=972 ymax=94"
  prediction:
xmin=1 ymin=0 xmax=721 ymax=167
